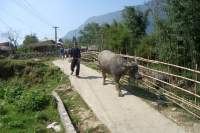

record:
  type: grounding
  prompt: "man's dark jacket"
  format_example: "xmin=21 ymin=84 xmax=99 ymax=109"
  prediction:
xmin=71 ymin=48 xmax=81 ymax=58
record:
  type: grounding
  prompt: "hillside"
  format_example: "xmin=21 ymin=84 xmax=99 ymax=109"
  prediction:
xmin=64 ymin=10 xmax=123 ymax=39
xmin=63 ymin=0 xmax=166 ymax=40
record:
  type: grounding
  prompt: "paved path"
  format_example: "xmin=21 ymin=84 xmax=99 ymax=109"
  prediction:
xmin=53 ymin=60 xmax=186 ymax=133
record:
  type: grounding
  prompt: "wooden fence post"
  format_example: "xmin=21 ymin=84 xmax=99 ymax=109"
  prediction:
xmin=195 ymin=64 xmax=198 ymax=104
xmin=147 ymin=56 xmax=149 ymax=68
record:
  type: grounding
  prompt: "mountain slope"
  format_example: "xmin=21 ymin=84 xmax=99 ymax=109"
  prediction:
xmin=63 ymin=0 xmax=165 ymax=39
xmin=64 ymin=10 xmax=123 ymax=39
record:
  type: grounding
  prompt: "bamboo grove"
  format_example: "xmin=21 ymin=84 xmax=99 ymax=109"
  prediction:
xmin=69 ymin=0 xmax=200 ymax=70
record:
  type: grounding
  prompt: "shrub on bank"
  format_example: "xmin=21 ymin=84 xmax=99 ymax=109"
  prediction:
xmin=7 ymin=120 xmax=25 ymax=129
xmin=16 ymin=89 xmax=51 ymax=112
xmin=0 ymin=59 xmax=67 ymax=132
xmin=0 ymin=83 xmax=5 ymax=99
xmin=5 ymin=86 xmax=24 ymax=103
xmin=0 ymin=105 xmax=7 ymax=115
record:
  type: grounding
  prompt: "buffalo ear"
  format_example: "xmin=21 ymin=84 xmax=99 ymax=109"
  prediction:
xmin=126 ymin=62 xmax=137 ymax=68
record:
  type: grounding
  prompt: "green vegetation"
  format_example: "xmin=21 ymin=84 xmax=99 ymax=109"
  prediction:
xmin=78 ymin=1 xmax=200 ymax=70
xmin=78 ymin=6 xmax=149 ymax=55
xmin=0 ymin=59 xmax=69 ymax=133
xmin=79 ymin=2 xmax=200 ymax=106
xmin=79 ymin=22 xmax=101 ymax=47
xmin=154 ymin=0 xmax=200 ymax=68
xmin=23 ymin=34 xmax=39 ymax=46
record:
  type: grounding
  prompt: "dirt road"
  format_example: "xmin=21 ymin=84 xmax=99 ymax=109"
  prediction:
xmin=53 ymin=60 xmax=186 ymax=133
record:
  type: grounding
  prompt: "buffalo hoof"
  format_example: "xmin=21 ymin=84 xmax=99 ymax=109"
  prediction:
xmin=118 ymin=92 xmax=124 ymax=97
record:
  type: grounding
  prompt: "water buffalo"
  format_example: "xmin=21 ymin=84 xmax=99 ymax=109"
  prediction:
xmin=98 ymin=50 xmax=142 ymax=97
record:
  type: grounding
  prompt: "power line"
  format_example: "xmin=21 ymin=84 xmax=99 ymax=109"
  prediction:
xmin=0 ymin=8 xmax=38 ymax=38
xmin=0 ymin=8 xmax=32 ymax=30
xmin=0 ymin=17 xmax=11 ymax=28
xmin=0 ymin=10 xmax=50 ymax=42
xmin=12 ymin=0 xmax=52 ymax=27
xmin=22 ymin=0 xmax=52 ymax=26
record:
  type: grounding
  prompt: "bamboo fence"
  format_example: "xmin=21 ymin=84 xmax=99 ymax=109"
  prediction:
xmin=81 ymin=51 xmax=200 ymax=119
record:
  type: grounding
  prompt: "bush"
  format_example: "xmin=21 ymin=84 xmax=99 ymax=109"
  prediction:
xmin=0 ymin=60 xmax=26 ymax=79
xmin=51 ymin=96 xmax=57 ymax=109
xmin=1 ymin=115 xmax=11 ymax=123
xmin=17 ymin=89 xmax=51 ymax=112
xmin=5 ymin=86 xmax=24 ymax=103
xmin=0 ymin=87 xmax=5 ymax=99
xmin=35 ymin=112 xmax=49 ymax=123
xmin=137 ymin=35 xmax=157 ymax=59
xmin=0 ymin=105 xmax=7 ymax=115
xmin=34 ymin=125 xmax=47 ymax=133
xmin=7 ymin=120 xmax=24 ymax=129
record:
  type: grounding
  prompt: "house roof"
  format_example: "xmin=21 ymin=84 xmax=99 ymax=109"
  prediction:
xmin=28 ymin=40 xmax=56 ymax=48
xmin=0 ymin=42 xmax=14 ymax=51
xmin=0 ymin=42 xmax=13 ymax=46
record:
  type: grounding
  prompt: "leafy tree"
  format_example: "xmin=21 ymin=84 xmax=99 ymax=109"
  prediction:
xmin=72 ymin=36 xmax=77 ymax=44
xmin=137 ymin=34 xmax=157 ymax=59
xmin=123 ymin=6 xmax=148 ymax=51
xmin=103 ymin=21 xmax=130 ymax=53
xmin=63 ymin=39 xmax=71 ymax=48
xmin=79 ymin=22 xmax=101 ymax=47
xmin=23 ymin=34 xmax=39 ymax=46
xmin=99 ymin=23 xmax=111 ymax=50
xmin=156 ymin=0 xmax=200 ymax=68
xmin=1 ymin=29 xmax=19 ymax=47
xmin=155 ymin=19 xmax=175 ymax=62
xmin=78 ymin=6 xmax=149 ymax=55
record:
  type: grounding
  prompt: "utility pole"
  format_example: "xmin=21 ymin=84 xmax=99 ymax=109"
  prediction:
xmin=101 ymin=33 xmax=104 ymax=51
xmin=53 ymin=26 xmax=59 ymax=44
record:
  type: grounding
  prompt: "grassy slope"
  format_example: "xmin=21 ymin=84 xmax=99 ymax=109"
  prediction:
xmin=0 ymin=59 xmax=69 ymax=133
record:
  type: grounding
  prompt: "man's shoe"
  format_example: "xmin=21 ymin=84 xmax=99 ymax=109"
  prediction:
xmin=76 ymin=75 xmax=80 ymax=78
xmin=71 ymin=71 xmax=73 ymax=75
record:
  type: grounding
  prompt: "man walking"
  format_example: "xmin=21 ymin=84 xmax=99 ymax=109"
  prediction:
xmin=59 ymin=46 xmax=65 ymax=59
xmin=70 ymin=42 xmax=81 ymax=77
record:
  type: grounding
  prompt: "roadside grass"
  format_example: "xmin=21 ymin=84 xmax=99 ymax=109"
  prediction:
xmin=57 ymin=86 xmax=110 ymax=133
xmin=81 ymin=61 xmax=99 ymax=71
xmin=0 ymin=58 xmax=68 ymax=133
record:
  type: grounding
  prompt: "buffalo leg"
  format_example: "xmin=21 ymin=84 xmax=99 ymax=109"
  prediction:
xmin=115 ymin=77 xmax=123 ymax=97
xmin=102 ymin=71 xmax=106 ymax=85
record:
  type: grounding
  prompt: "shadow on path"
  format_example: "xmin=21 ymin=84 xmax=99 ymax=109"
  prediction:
xmin=79 ymin=74 xmax=157 ymax=102
xmin=123 ymin=85 xmax=158 ymax=102
xmin=104 ymin=80 xmax=115 ymax=85
xmin=79 ymin=76 xmax=102 ymax=80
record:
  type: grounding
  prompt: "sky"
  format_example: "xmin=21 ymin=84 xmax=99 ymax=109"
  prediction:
xmin=0 ymin=0 xmax=149 ymax=44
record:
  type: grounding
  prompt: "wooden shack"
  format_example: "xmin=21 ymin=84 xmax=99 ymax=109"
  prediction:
xmin=0 ymin=42 xmax=14 ymax=55
xmin=27 ymin=40 xmax=57 ymax=52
